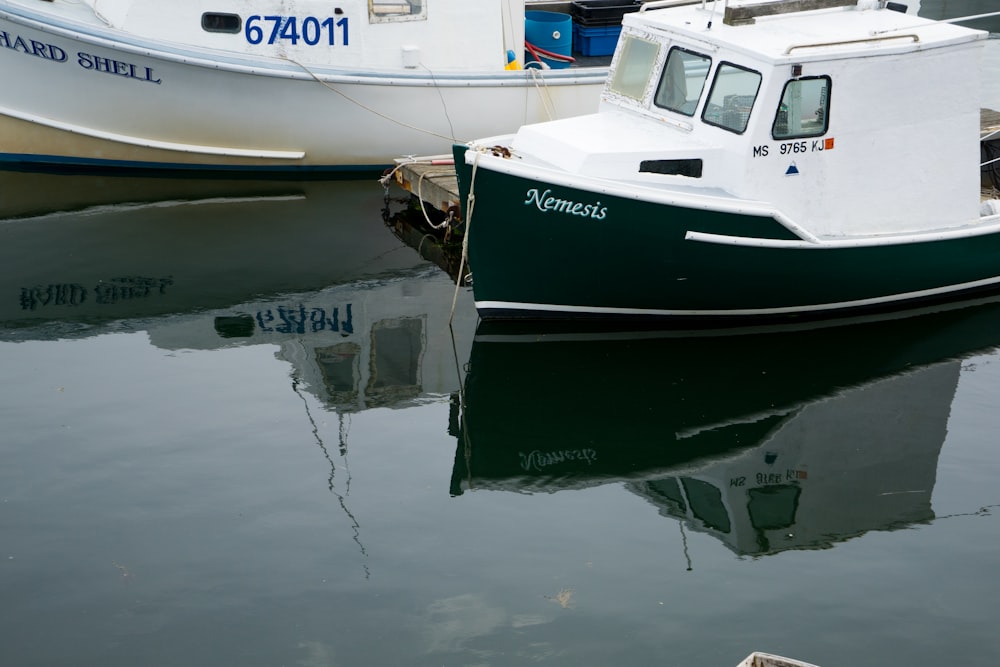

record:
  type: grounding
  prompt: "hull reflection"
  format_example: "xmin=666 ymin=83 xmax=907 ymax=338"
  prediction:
xmin=0 ymin=171 xmax=423 ymax=331
xmin=452 ymin=299 xmax=1000 ymax=555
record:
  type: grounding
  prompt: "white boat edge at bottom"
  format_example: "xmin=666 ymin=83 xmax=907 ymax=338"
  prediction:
xmin=737 ymin=652 xmax=822 ymax=667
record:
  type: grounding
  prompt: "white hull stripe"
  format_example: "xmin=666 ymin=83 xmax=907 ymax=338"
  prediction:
xmin=476 ymin=275 xmax=1000 ymax=317
xmin=685 ymin=219 xmax=1000 ymax=249
xmin=0 ymin=105 xmax=305 ymax=160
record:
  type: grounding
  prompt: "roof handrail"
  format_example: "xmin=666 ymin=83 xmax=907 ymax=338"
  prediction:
xmin=784 ymin=32 xmax=919 ymax=54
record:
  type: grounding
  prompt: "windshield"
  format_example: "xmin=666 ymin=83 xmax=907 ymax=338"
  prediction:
xmin=608 ymin=34 xmax=660 ymax=101
xmin=654 ymin=47 xmax=711 ymax=116
xmin=702 ymin=62 xmax=762 ymax=134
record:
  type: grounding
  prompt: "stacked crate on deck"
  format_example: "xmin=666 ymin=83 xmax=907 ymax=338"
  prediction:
xmin=571 ymin=0 xmax=641 ymax=56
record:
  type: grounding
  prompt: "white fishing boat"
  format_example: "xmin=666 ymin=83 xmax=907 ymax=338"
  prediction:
xmin=453 ymin=0 xmax=1000 ymax=324
xmin=0 ymin=0 xmax=617 ymax=173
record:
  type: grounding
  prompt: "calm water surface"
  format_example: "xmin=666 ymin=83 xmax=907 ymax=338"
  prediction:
xmin=2 ymin=31 xmax=1000 ymax=667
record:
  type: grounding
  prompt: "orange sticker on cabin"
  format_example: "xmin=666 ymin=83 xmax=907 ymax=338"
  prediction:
xmin=824 ymin=138 xmax=835 ymax=150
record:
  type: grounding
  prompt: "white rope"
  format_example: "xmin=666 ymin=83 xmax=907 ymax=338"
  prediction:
xmin=421 ymin=63 xmax=457 ymax=142
xmin=416 ymin=168 xmax=458 ymax=230
xmin=285 ymin=56 xmax=456 ymax=142
xmin=378 ymin=158 xmax=457 ymax=230
xmin=450 ymin=148 xmax=483 ymax=325
xmin=527 ymin=67 xmax=557 ymax=121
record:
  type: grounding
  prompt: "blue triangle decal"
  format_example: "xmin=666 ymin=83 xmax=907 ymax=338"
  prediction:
xmin=785 ymin=163 xmax=800 ymax=175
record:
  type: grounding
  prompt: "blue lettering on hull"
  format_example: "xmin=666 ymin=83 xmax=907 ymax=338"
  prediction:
xmin=78 ymin=52 xmax=161 ymax=83
xmin=0 ymin=29 xmax=161 ymax=84
xmin=0 ymin=30 xmax=67 ymax=61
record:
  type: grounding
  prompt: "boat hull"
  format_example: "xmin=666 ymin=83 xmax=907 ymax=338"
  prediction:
xmin=0 ymin=7 xmax=604 ymax=173
xmin=457 ymin=150 xmax=1000 ymax=323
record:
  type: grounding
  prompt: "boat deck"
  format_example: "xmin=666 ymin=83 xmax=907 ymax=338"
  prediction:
xmin=393 ymin=108 xmax=1000 ymax=216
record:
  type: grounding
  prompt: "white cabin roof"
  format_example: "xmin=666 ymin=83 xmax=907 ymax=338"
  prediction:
xmin=626 ymin=1 xmax=983 ymax=64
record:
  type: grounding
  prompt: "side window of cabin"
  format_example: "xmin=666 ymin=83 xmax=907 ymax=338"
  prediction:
xmin=608 ymin=35 xmax=661 ymax=102
xmin=653 ymin=47 xmax=711 ymax=116
xmin=369 ymin=0 xmax=426 ymax=23
xmin=701 ymin=63 xmax=762 ymax=134
xmin=772 ymin=76 xmax=830 ymax=139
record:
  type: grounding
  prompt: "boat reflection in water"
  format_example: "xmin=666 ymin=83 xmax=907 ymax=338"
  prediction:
xmin=0 ymin=169 xmax=430 ymax=332
xmin=451 ymin=301 xmax=1000 ymax=556
xmin=145 ymin=268 xmax=475 ymax=414
xmin=0 ymin=169 xmax=477 ymax=412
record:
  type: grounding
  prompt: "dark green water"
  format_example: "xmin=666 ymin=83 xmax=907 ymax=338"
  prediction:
xmin=1 ymin=26 xmax=1000 ymax=667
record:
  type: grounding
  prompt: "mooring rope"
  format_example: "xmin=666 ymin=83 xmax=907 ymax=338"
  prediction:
xmin=285 ymin=56 xmax=457 ymax=142
xmin=449 ymin=148 xmax=482 ymax=325
xmin=379 ymin=157 xmax=457 ymax=230
xmin=527 ymin=67 xmax=557 ymax=121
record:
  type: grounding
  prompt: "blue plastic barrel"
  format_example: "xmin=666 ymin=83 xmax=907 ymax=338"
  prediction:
xmin=525 ymin=11 xmax=572 ymax=69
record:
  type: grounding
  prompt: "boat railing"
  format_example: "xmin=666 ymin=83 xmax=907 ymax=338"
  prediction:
xmin=784 ymin=33 xmax=919 ymax=54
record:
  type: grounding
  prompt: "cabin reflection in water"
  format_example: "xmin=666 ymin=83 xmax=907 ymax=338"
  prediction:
xmin=141 ymin=272 xmax=474 ymax=415
xmin=629 ymin=364 xmax=950 ymax=555
xmin=306 ymin=317 xmax=425 ymax=410
xmin=238 ymin=313 xmax=432 ymax=414
xmin=448 ymin=312 xmax=989 ymax=556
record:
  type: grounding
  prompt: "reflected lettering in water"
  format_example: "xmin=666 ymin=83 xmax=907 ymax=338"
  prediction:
xmin=0 ymin=170 xmax=426 ymax=331
xmin=19 ymin=276 xmax=175 ymax=311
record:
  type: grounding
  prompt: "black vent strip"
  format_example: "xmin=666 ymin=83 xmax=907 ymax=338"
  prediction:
xmin=639 ymin=159 xmax=703 ymax=178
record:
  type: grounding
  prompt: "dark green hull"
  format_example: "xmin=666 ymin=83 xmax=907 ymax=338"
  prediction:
xmin=454 ymin=147 xmax=1000 ymax=323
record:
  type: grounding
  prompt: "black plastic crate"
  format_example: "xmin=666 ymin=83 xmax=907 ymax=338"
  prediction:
xmin=570 ymin=0 xmax=641 ymax=25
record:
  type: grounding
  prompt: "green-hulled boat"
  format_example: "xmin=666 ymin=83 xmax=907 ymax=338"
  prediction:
xmin=453 ymin=0 xmax=1000 ymax=323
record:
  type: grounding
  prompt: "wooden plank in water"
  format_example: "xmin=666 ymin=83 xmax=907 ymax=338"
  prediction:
xmin=391 ymin=157 xmax=461 ymax=218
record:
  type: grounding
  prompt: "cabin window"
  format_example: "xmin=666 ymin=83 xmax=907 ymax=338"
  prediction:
xmin=201 ymin=13 xmax=241 ymax=33
xmin=369 ymin=0 xmax=426 ymax=23
xmin=772 ymin=76 xmax=831 ymax=139
xmin=653 ymin=47 xmax=711 ymax=116
xmin=681 ymin=478 xmax=731 ymax=533
xmin=701 ymin=63 xmax=762 ymax=134
xmin=608 ymin=35 xmax=660 ymax=102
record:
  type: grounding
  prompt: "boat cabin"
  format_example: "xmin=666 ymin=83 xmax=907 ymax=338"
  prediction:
xmin=508 ymin=0 xmax=990 ymax=238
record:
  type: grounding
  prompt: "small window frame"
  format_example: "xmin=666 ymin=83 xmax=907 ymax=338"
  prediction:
xmin=201 ymin=12 xmax=242 ymax=34
xmin=607 ymin=34 xmax=662 ymax=103
xmin=369 ymin=0 xmax=427 ymax=23
xmin=700 ymin=61 xmax=762 ymax=135
xmin=652 ymin=46 xmax=712 ymax=117
xmin=771 ymin=76 xmax=832 ymax=140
